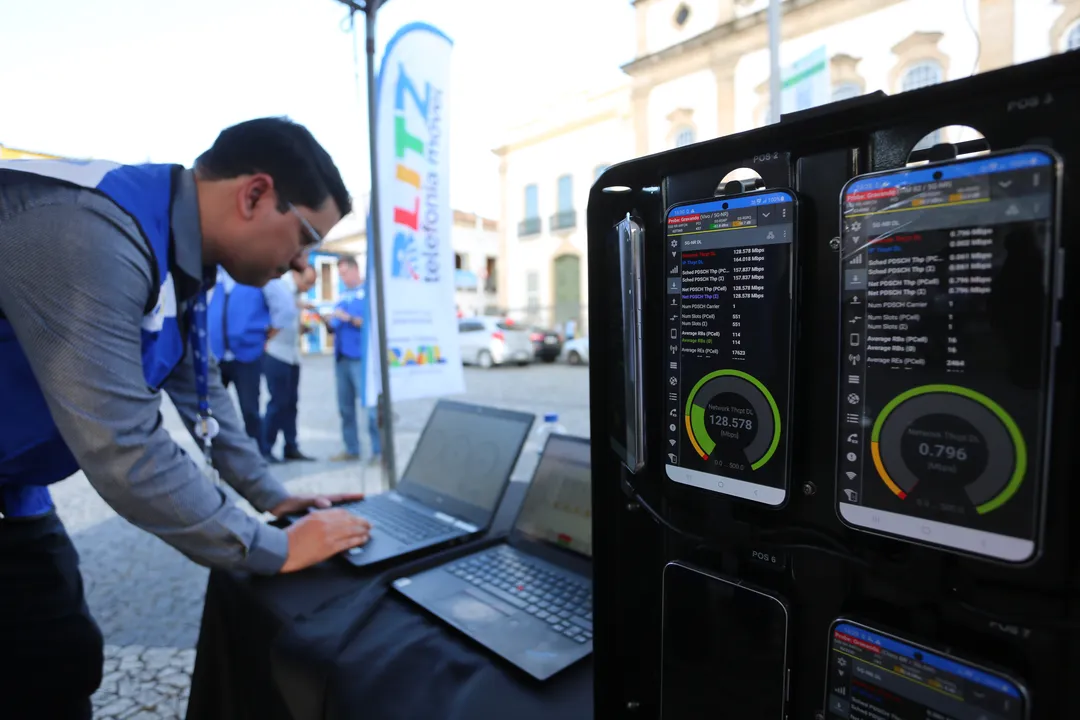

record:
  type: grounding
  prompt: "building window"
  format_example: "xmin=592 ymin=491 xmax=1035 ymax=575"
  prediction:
xmin=524 ymin=184 xmax=538 ymax=218
xmin=899 ymin=60 xmax=945 ymax=150
xmin=454 ymin=252 xmax=464 ymax=270
xmin=673 ymin=126 xmax=695 ymax=148
xmin=557 ymin=175 xmax=573 ymax=211
xmin=832 ymin=82 xmax=861 ymax=102
xmin=900 ymin=60 xmax=943 ymax=92
xmin=674 ymin=3 xmax=690 ymax=27
xmin=551 ymin=174 xmax=576 ymax=231
xmin=1067 ymin=22 xmax=1080 ymax=51
xmin=526 ymin=271 xmax=540 ymax=317
xmin=519 ymin=184 xmax=541 ymax=237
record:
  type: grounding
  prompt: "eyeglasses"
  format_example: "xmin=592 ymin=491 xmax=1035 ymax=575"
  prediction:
xmin=289 ymin=203 xmax=323 ymax=250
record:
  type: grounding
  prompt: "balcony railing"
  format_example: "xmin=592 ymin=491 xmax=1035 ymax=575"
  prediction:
xmin=550 ymin=209 xmax=577 ymax=231
xmin=518 ymin=216 xmax=541 ymax=237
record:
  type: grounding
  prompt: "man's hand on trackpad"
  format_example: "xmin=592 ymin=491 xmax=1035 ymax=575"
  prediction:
xmin=279 ymin=508 xmax=372 ymax=573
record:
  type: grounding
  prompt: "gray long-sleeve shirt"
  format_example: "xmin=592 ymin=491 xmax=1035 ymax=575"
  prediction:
xmin=0 ymin=166 xmax=290 ymax=574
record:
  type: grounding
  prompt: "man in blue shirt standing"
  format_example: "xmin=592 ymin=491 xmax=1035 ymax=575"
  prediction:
xmin=208 ymin=267 xmax=271 ymax=444
xmin=329 ymin=255 xmax=381 ymax=463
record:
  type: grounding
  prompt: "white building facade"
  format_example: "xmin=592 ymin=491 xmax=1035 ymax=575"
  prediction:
xmin=496 ymin=0 xmax=1079 ymax=338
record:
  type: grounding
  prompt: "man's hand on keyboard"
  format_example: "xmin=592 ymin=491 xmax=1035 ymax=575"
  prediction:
xmin=269 ymin=492 xmax=366 ymax=517
xmin=279 ymin=509 xmax=372 ymax=573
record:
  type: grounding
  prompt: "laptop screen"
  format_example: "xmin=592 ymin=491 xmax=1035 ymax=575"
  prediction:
xmin=514 ymin=435 xmax=592 ymax=558
xmin=402 ymin=402 xmax=534 ymax=514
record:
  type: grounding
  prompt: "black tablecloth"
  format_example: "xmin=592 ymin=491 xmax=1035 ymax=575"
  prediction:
xmin=186 ymin=483 xmax=593 ymax=720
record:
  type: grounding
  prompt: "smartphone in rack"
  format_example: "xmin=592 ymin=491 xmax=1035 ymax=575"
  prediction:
xmin=661 ymin=561 xmax=790 ymax=719
xmin=608 ymin=214 xmax=646 ymax=473
xmin=835 ymin=148 xmax=1062 ymax=563
xmin=825 ymin=618 xmax=1030 ymax=719
xmin=663 ymin=190 xmax=798 ymax=506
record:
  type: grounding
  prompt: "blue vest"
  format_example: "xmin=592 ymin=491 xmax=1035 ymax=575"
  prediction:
xmin=208 ymin=271 xmax=271 ymax=364
xmin=0 ymin=161 xmax=187 ymax=517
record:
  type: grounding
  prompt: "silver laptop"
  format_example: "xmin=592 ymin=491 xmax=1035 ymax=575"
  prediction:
xmin=340 ymin=400 xmax=534 ymax=568
xmin=393 ymin=434 xmax=592 ymax=680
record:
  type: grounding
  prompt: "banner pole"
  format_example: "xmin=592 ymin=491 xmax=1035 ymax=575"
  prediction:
xmin=362 ymin=0 xmax=397 ymax=488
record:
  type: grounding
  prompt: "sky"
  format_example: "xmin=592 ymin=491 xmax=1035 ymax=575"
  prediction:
xmin=0 ymin=0 xmax=635 ymax=219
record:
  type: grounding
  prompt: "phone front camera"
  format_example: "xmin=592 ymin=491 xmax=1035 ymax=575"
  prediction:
xmin=933 ymin=171 xmax=943 ymax=180
xmin=722 ymin=202 xmax=729 ymax=209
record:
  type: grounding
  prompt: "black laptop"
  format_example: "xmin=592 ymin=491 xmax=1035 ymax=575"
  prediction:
xmin=393 ymin=433 xmax=593 ymax=680
xmin=339 ymin=400 xmax=535 ymax=568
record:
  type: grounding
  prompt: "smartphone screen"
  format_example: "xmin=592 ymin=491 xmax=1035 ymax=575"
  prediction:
xmin=836 ymin=149 xmax=1060 ymax=562
xmin=661 ymin=562 xmax=789 ymax=719
xmin=664 ymin=190 xmax=796 ymax=506
xmin=825 ymin=619 xmax=1029 ymax=720
xmin=608 ymin=215 xmax=646 ymax=473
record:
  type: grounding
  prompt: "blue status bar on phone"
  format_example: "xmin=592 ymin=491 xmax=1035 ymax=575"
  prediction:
xmin=668 ymin=191 xmax=793 ymax=218
xmin=845 ymin=150 xmax=1051 ymax=196
xmin=834 ymin=623 xmax=1021 ymax=698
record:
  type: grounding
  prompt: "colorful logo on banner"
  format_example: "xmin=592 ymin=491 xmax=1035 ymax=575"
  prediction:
xmin=388 ymin=344 xmax=447 ymax=367
xmin=391 ymin=232 xmax=420 ymax=280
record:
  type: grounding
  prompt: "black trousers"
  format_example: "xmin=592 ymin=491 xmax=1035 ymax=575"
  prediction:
xmin=0 ymin=511 xmax=103 ymax=719
xmin=220 ymin=358 xmax=264 ymax=445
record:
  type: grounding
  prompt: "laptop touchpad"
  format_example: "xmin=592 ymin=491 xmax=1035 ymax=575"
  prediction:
xmin=442 ymin=588 xmax=516 ymax=627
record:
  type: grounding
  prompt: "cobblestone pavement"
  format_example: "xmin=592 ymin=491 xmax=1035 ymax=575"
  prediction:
xmin=49 ymin=356 xmax=589 ymax=718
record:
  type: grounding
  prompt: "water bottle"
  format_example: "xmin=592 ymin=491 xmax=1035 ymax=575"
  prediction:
xmin=532 ymin=413 xmax=568 ymax=456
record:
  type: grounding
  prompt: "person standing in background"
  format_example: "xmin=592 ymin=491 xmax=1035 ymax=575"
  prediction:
xmin=262 ymin=265 xmax=318 ymax=462
xmin=208 ymin=267 xmax=273 ymax=443
xmin=328 ymin=255 xmax=380 ymax=464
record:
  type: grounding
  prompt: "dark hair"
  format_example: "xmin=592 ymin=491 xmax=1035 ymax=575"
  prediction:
xmin=196 ymin=117 xmax=352 ymax=217
xmin=338 ymin=254 xmax=359 ymax=270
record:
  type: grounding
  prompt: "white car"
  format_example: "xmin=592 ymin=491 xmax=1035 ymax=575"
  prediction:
xmin=562 ymin=336 xmax=589 ymax=365
xmin=458 ymin=317 xmax=534 ymax=368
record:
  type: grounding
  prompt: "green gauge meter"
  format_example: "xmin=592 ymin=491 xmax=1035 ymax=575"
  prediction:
xmin=870 ymin=384 xmax=1026 ymax=515
xmin=684 ymin=369 xmax=781 ymax=471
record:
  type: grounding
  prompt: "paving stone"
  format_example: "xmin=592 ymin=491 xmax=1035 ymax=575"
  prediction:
xmin=143 ymin=654 xmax=173 ymax=670
xmin=161 ymin=672 xmax=191 ymax=689
xmin=133 ymin=687 xmax=165 ymax=710
xmin=118 ymin=677 xmax=141 ymax=698
xmin=102 ymin=670 xmax=125 ymax=686
xmin=97 ymin=697 xmax=136 ymax=718
xmin=93 ymin=693 xmax=117 ymax=710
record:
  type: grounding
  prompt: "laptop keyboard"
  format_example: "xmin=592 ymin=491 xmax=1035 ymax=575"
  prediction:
xmin=345 ymin=497 xmax=453 ymax=544
xmin=445 ymin=545 xmax=593 ymax=644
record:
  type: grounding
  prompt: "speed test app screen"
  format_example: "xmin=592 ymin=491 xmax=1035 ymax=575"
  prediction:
xmin=825 ymin=621 xmax=1026 ymax=720
xmin=836 ymin=150 xmax=1058 ymax=563
xmin=664 ymin=191 xmax=795 ymax=506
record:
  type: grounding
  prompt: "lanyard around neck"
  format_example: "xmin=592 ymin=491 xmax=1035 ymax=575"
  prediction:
xmin=190 ymin=288 xmax=219 ymax=458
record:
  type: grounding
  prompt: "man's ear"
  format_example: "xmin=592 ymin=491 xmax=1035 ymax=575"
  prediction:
xmin=239 ymin=174 xmax=274 ymax=219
